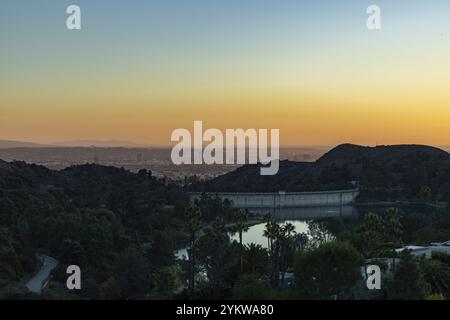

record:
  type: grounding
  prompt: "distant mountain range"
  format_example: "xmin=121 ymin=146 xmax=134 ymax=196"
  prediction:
xmin=192 ymin=144 xmax=450 ymax=201
xmin=0 ymin=140 xmax=153 ymax=148
xmin=0 ymin=140 xmax=47 ymax=148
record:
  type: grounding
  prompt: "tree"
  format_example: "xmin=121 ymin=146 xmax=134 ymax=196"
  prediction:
xmin=98 ymin=276 xmax=121 ymax=299
xmin=292 ymin=232 xmax=309 ymax=252
xmin=59 ymin=239 xmax=86 ymax=266
xmin=262 ymin=214 xmax=274 ymax=252
xmin=232 ymin=209 xmax=249 ymax=273
xmin=388 ymin=251 xmax=429 ymax=300
xmin=421 ymin=259 xmax=450 ymax=299
xmin=278 ymin=222 xmax=297 ymax=284
xmin=197 ymin=217 xmax=239 ymax=299
xmin=184 ymin=204 xmax=202 ymax=298
xmin=294 ymin=241 xmax=363 ymax=299
xmin=243 ymin=243 xmax=269 ymax=275
xmin=263 ymin=218 xmax=298 ymax=288
xmin=114 ymin=247 xmax=152 ymax=299
xmin=263 ymin=215 xmax=281 ymax=287
xmin=145 ymin=230 xmax=176 ymax=268
xmin=355 ymin=212 xmax=384 ymax=256
xmin=0 ymin=160 xmax=191 ymax=300
xmin=382 ymin=208 xmax=403 ymax=246
xmin=233 ymin=274 xmax=269 ymax=300
xmin=307 ymin=220 xmax=335 ymax=248
xmin=418 ymin=185 xmax=432 ymax=201
xmin=354 ymin=208 xmax=403 ymax=257
xmin=207 ymin=217 xmax=228 ymax=298
xmin=154 ymin=265 xmax=181 ymax=299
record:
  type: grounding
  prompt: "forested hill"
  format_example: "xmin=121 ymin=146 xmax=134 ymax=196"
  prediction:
xmin=192 ymin=144 xmax=450 ymax=201
xmin=0 ymin=161 xmax=189 ymax=299
xmin=0 ymin=161 xmax=188 ymax=211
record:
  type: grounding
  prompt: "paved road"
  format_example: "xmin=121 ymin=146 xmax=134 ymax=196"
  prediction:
xmin=25 ymin=254 xmax=58 ymax=294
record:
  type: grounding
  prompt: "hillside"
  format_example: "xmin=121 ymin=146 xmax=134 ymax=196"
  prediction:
xmin=194 ymin=144 xmax=450 ymax=201
xmin=0 ymin=160 xmax=190 ymax=299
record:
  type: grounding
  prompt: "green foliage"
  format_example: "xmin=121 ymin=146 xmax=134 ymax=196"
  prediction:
xmin=243 ymin=244 xmax=269 ymax=276
xmin=307 ymin=220 xmax=335 ymax=248
xmin=263 ymin=216 xmax=299 ymax=288
xmin=418 ymin=185 xmax=432 ymax=201
xmin=233 ymin=274 xmax=269 ymax=300
xmin=98 ymin=276 xmax=121 ymax=300
xmin=113 ymin=247 xmax=152 ymax=299
xmin=231 ymin=209 xmax=249 ymax=273
xmin=388 ymin=251 xmax=429 ymax=300
xmin=0 ymin=227 xmax=29 ymax=283
xmin=431 ymin=251 xmax=450 ymax=266
xmin=185 ymin=204 xmax=202 ymax=297
xmin=153 ymin=265 xmax=181 ymax=299
xmin=2 ymin=159 xmax=450 ymax=300
xmin=399 ymin=207 xmax=450 ymax=245
xmin=426 ymin=293 xmax=445 ymax=300
xmin=196 ymin=217 xmax=240 ymax=299
xmin=294 ymin=241 xmax=363 ymax=299
xmin=421 ymin=258 xmax=450 ymax=298
xmin=0 ymin=162 xmax=189 ymax=299
xmin=352 ymin=208 xmax=403 ymax=257
xmin=194 ymin=193 xmax=233 ymax=221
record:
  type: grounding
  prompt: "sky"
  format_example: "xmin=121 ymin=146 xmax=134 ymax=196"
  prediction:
xmin=1 ymin=0 xmax=450 ymax=146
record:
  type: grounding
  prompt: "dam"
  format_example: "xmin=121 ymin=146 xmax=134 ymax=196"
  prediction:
xmin=189 ymin=189 xmax=360 ymax=209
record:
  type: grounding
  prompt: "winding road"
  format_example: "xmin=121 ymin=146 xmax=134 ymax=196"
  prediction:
xmin=25 ymin=254 xmax=58 ymax=294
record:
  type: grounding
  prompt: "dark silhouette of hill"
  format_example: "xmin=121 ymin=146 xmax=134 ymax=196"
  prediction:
xmin=317 ymin=143 xmax=448 ymax=168
xmin=196 ymin=161 xmax=316 ymax=193
xmin=0 ymin=160 xmax=191 ymax=299
xmin=193 ymin=144 xmax=450 ymax=201
xmin=0 ymin=160 xmax=186 ymax=209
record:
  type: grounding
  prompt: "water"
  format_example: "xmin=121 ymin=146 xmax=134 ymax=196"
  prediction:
xmin=176 ymin=204 xmax=445 ymax=259
xmin=230 ymin=220 xmax=309 ymax=249
xmin=245 ymin=205 xmax=358 ymax=220
xmin=176 ymin=206 xmax=356 ymax=259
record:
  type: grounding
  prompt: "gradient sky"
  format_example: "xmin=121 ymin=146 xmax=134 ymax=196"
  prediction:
xmin=1 ymin=0 xmax=450 ymax=146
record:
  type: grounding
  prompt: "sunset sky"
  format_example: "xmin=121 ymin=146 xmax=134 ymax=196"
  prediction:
xmin=1 ymin=0 xmax=450 ymax=146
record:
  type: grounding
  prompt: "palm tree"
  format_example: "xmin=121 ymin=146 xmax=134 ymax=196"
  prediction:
xmin=293 ymin=232 xmax=309 ymax=252
xmin=263 ymin=215 xmax=281 ymax=287
xmin=281 ymin=222 xmax=296 ymax=238
xmin=210 ymin=217 xmax=227 ymax=299
xmin=233 ymin=209 xmax=249 ymax=273
xmin=262 ymin=214 xmax=275 ymax=254
xmin=244 ymin=243 xmax=269 ymax=275
xmin=279 ymin=222 xmax=297 ymax=283
xmin=185 ymin=204 xmax=201 ymax=298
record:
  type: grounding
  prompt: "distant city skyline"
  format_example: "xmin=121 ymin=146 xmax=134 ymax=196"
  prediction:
xmin=2 ymin=1 xmax=450 ymax=146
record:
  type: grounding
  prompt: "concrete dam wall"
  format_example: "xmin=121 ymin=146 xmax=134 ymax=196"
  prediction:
xmin=189 ymin=189 xmax=360 ymax=209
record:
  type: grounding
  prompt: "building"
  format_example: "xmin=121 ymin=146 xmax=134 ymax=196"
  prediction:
xmin=395 ymin=241 xmax=450 ymax=258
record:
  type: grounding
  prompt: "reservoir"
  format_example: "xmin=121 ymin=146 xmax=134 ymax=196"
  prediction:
xmin=176 ymin=203 xmax=444 ymax=259
xmin=176 ymin=205 xmax=358 ymax=259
